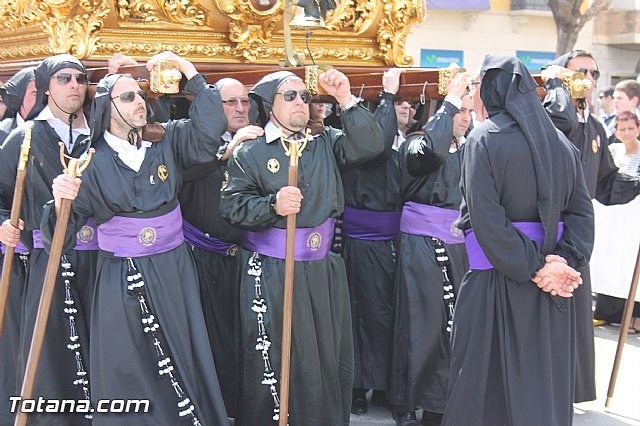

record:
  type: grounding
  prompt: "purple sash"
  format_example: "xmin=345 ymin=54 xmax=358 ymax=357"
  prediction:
xmin=183 ymin=220 xmax=238 ymax=256
xmin=399 ymin=201 xmax=464 ymax=244
xmin=98 ymin=205 xmax=184 ymax=257
xmin=242 ymin=218 xmax=335 ymax=261
xmin=465 ymin=221 xmax=565 ymax=270
xmin=342 ymin=206 xmax=401 ymax=241
xmin=32 ymin=218 xmax=99 ymax=251
xmin=0 ymin=241 xmax=28 ymax=255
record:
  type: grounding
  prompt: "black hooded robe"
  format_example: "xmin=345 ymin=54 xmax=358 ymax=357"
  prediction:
xmin=543 ymin=68 xmax=640 ymax=403
xmin=1 ymin=56 xmax=99 ymax=426
xmin=443 ymin=56 xmax=594 ymax=426
xmin=220 ymin=98 xmax=384 ymax=425
xmin=387 ymin=100 xmax=469 ymax=415
xmin=179 ymin=140 xmax=243 ymax=418
xmin=340 ymin=92 xmax=401 ymax=394
xmin=41 ymin=74 xmax=229 ymax=426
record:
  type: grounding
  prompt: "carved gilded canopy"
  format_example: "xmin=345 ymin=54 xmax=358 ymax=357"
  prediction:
xmin=0 ymin=0 xmax=425 ymax=75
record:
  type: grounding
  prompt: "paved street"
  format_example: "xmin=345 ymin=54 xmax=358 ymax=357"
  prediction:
xmin=351 ymin=324 xmax=640 ymax=426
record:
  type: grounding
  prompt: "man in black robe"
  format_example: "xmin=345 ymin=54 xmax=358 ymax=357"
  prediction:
xmin=179 ymin=77 xmax=264 ymax=418
xmin=0 ymin=65 xmax=36 ymax=426
xmin=0 ymin=54 xmax=98 ymax=426
xmin=443 ymin=55 xmax=593 ymax=426
xmin=220 ymin=69 xmax=384 ymax=426
xmin=342 ymin=68 xmax=403 ymax=417
xmin=543 ymin=49 xmax=640 ymax=403
xmin=389 ymin=74 xmax=472 ymax=426
xmin=45 ymin=51 xmax=229 ymax=426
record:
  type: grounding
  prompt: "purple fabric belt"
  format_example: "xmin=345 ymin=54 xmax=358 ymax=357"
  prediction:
xmin=242 ymin=218 xmax=335 ymax=261
xmin=399 ymin=201 xmax=464 ymax=244
xmin=32 ymin=218 xmax=99 ymax=251
xmin=98 ymin=206 xmax=184 ymax=258
xmin=0 ymin=241 xmax=28 ymax=255
xmin=183 ymin=220 xmax=238 ymax=257
xmin=465 ymin=221 xmax=565 ymax=271
xmin=342 ymin=206 xmax=401 ymax=241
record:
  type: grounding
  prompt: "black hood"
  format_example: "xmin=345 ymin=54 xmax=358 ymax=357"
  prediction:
xmin=249 ymin=71 xmax=299 ymax=127
xmin=90 ymin=73 xmax=127 ymax=145
xmin=27 ymin=54 xmax=86 ymax=120
xmin=1 ymin=66 xmax=36 ymax=119
xmin=480 ymin=54 xmax=570 ymax=254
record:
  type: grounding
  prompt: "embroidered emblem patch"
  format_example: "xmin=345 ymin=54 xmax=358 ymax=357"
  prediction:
xmin=138 ymin=227 xmax=157 ymax=246
xmin=158 ymin=164 xmax=169 ymax=181
xmin=76 ymin=225 xmax=95 ymax=243
xmin=591 ymin=138 xmax=599 ymax=153
xmin=267 ymin=158 xmax=280 ymax=174
xmin=221 ymin=170 xmax=230 ymax=191
xmin=307 ymin=232 xmax=321 ymax=251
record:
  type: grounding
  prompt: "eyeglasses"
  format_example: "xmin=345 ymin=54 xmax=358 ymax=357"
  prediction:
xmin=221 ymin=97 xmax=250 ymax=107
xmin=574 ymin=67 xmax=600 ymax=80
xmin=111 ymin=90 xmax=147 ymax=103
xmin=277 ymin=90 xmax=312 ymax=104
xmin=51 ymin=72 xmax=88 ymax=86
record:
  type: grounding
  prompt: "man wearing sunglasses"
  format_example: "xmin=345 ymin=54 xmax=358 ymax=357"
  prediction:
xmin=45 ymin=50 xmax=229 ymax=425
xmin=542 ymin=50 xmax=640 ymax=406
xmin=0 ymin=53 xmax=98 ymax=426
xmin=220 ymin=68 xmax=384 ymax=426
xmin=178 ymin=77 xmax=263 ymax=420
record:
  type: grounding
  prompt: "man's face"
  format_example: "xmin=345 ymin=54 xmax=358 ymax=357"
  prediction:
xmin=110 ymin=78 xmax=147 ymax=131
xmin=270 ymin=78 xmax=310 ymax=132
xmin=598 ymin=92 xmax=613 ymax=112
xmin=613 ymin=90 xmax=639 ymax=115
xmin=566 ymin=56 xmax=598 ymax=97
xmin=394 ymin=100 xmax=411 ymax=129
xmin=46 ymin=67 xmax=87 ymax=116
xmin=20 ymin=79 xmax=37 ymax=119
xmin=453 ymin=95 xmax=473 ymax=139
xmin=0 ymin=95 xmax=6 ymax=118
xmin=220 ymin=80 xmax=250 ymax=133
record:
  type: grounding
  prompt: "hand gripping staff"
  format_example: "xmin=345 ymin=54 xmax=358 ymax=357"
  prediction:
xmin=0 ymin=124 xmax=32 ymax=338
xmin=279 ymin=132 xmax=308 ymax=426
xmin=15 ymin=143 xmax=94 ymax=426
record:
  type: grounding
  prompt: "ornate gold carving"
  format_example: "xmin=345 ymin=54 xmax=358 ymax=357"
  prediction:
xmin=116 ymin=0 xmax=206 ymax=26
xmin=377 ymin=0 xmax=425 ymax=66
xmin=1 ymin=0 xmax=424 ymax=70
xmin=31 ymin=0 xmax=111 ymax=57
xmin=0 ymin=0 xmax=42 ymax=30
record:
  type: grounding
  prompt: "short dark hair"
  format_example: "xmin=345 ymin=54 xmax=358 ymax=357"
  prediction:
xmin=615 ymin=110 xmax=640 ymax=129
xmin=599 ymin=87 xmax=614 ymax=98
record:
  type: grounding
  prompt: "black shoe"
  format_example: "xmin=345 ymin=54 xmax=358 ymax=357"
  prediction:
xmin=371 ymin=390 xmax=393 ymax=411
xmin=351 ymin=389 xmax=368 ymax=415
xmin=396 ymin=410 xmax=418 ymax=426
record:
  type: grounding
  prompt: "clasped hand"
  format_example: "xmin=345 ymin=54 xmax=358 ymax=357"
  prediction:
xmin=532 ymin=254 xmax=582 ymax=298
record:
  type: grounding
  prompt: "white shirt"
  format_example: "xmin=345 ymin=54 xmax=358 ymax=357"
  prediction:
xmin=104 ymin=130 xmax=152 ymax=172
xmin=264 ymin=120 xmax=315 ymax=144
xmin=34 ymin=106 xmax=89 ymax=152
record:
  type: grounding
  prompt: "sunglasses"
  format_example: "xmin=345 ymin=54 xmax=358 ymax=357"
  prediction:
xmin=574 ymin=67 xmax=600 ymax=80
xmin=277 ymin=90 xmax=312 ymax=104
xmin=111 ymin=90 xmax=147 ymax=103
xmin=51 ymin=72 xmax=88 ymax=85
xmin=221 ymin=97 xmax=250 ymax=107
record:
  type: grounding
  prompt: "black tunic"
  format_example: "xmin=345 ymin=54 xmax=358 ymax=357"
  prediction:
xmin=340 ymin=92 xmax=401 ymax=392
xmin=0 ymin=120 xmax=96 ymax=426
xmin=388 ymin=100 xmax=469 ymax=413
xmin=543 ymin=79 xmax=638 ymax=402
xmin=220 ymin=105 xmax=384 ymax=426
xmin=179 ymin=134 xmax=243 ymax=418
xmin=41 ymin=75 xmax=229 ymax=426
xmin=442 ymin=118 xmax=594 ymax=426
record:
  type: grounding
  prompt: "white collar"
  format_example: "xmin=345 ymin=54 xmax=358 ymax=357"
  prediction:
xmin=104 ymin=130 xmax=151 ymax=152
xmin=264 ymin=120 xmax=313 ymax=144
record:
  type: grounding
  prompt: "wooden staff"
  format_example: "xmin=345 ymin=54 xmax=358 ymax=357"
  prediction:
xmin=279 ymin=135 xmax=304 ymax=426
xmin=605 ymin=241 xmax=640 ymax=409
xmin=15 ymin=144 xmax=94 ymax=426
xmin=0 ymin=125 xmax=32 ymax=338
